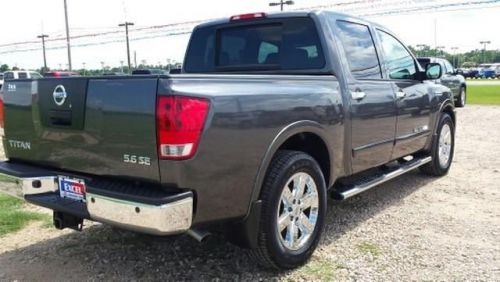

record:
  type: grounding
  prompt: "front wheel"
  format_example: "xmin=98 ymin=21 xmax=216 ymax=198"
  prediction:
xmin=420 ymin=113 xmax=455 ymax=176
xmin=455 ymin=87 xmax=466 ymax=108
xmin=250 ymin=150 xmax=327 ymax=269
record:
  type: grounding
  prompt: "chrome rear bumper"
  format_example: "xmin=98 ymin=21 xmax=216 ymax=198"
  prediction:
xmin=0 ymin=163 xmax=193 ymax=236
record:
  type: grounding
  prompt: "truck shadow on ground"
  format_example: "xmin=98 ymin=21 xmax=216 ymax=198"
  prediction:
xmin=0 ymin=171 xmax=436 ymax=281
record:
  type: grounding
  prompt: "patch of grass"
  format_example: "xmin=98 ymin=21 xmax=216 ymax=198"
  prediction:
xmin=0 ymin=194 xmax=52 ymax=236
xmin=357 ymin=242 xmax=382 ymax=257
xmin=468 ymin=84 xmax=500 ymax=105
xmin=301 ymin=258 xmax=336 ymax=281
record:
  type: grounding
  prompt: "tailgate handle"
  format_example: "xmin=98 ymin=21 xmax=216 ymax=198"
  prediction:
xmin=49 ymin=110 xmax=72 ymax=126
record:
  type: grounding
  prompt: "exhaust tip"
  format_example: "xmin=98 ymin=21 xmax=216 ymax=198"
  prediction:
xmin=187 ymin=229 xmax=211 ymax=243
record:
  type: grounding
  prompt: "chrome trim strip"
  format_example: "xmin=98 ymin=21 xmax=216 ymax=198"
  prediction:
xmin=341 ymin=156 xmax=432 ymax=199
xmin=86 ymin=193 xmax=193 ymax=236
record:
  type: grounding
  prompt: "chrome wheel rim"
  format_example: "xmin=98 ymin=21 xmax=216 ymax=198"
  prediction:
xmin=277 ymin=172 xmax=319 ymax=251
xmin=438 ymin=124 xmax=452 ymax=167
xmin=460 ymin=89 xmax=466 ymax=105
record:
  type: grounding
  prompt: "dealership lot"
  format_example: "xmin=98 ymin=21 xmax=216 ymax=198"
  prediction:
xmin=0 ymin=105 xmax=499 ymax=281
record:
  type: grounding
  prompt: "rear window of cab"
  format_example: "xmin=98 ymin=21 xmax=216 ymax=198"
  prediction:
xmin=185 ymin=17 xmax=325 ymax=73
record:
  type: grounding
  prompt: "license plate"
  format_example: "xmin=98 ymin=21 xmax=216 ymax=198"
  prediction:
xmin=59 ymin=176 xmax=86 ymax=202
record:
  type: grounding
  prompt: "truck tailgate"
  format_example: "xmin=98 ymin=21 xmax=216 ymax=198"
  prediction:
xmin=2 ymin=77 xmax=160 ymax=182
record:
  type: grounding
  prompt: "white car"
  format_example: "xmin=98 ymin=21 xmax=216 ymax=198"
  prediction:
xmin=0 ymin=73 xmax=4 ymax=90
xmin=3 ymin=70 xmax=43 ymax=80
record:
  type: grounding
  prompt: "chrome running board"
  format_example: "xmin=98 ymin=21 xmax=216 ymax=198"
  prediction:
xmin=332 ymin=156 xmax=432 ymax=200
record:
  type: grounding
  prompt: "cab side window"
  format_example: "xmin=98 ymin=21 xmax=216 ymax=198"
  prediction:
xmin=4 ymin=72 xmax=14 ymax=79
xmin=336 ymin=21 xmax=382 ymax=79
xmin=376 ymin=30 xmax=416 ymax=80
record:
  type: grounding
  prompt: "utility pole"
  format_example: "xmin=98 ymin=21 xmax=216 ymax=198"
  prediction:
xmin=269 ymin=0 xmax=294 ymax=11
xmin=37 ymin=34 xmax=49 ymax=70
xmin=64 ymin=0 xmax=72 ymax=71
xmin=119 ymin=21 xmax=134 ymax=73
xmin=451 ymin=47 xmax=458 ymax=68
xmin=479 ymin=41 xmax=491 ymax=64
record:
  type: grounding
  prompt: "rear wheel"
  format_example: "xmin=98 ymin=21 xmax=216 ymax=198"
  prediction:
xmin=420 ymin=113 xmax=455 ymax=176
xmin=455 ymin=86 xmax=466 ymax=108
xmin=250 ymin=150 xmax=327 ymax=269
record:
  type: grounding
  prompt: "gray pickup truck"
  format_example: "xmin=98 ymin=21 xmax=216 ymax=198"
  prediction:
xmin=0 ymin=11 xmax=455 ymax=269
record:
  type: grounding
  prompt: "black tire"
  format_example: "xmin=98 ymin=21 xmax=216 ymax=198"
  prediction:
xmin=455 ymin=86 xmax=466 ymax=108
xmin=420 ymin=113 xmax=455 ymax=176
xmin=250 ymin=150 xmax=327 ymax=269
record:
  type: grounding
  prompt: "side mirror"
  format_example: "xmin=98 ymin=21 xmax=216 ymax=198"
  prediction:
xmin=425 ymin=63 xmax=442 ymax=80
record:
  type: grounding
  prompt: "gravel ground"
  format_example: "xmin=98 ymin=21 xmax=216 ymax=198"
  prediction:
xmin=0 ymin=105 xmax=499 ymax=281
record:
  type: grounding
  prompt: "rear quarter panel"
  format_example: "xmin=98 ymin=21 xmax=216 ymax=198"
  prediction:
xmin=158 ymin=75 xmax=344 ymax=224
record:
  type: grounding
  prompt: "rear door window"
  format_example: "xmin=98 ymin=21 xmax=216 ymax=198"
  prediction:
xmin=335 ymin=21 xmax=382 ymax=79
xmin=18 ymin=72 xmax=28 ymax=79
xmin=185 ymin=17 xmax=325 ymax=72
xmin=4 ymin=72 xmax=14 ymax=79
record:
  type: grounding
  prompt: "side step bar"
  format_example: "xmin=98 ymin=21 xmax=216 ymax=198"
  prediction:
xmin=332 ymin=156 xmax=432 ymax=200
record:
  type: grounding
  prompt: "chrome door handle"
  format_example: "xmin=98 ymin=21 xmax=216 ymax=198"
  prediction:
xmin=396 ymin=91 xmax=407 ymax=99
xmin=351 ymin=90 xmax=367 ymax=100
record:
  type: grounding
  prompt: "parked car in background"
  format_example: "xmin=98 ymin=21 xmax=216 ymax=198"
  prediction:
xmin=478 ymin=68 xmax=496 ymax=79
xmin=43 ymin=71 xmax=80 ymax=77
xmin=418 ymin=57 xmax=467 ymax=107
xmin=3 ymin=70 xmax=43 ymax=80
xmin=461 ymin=68 xmax=479 ymax=79
xmin=131 ymin=69 xmax=168 ymax=75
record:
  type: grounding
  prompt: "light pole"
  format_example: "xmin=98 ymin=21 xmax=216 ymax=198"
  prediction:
xmin=82 ymin=62 xmax=86 ymax=76
xmin=37 ymin=34 xmax=49 ymax=70
xmin=479 ymin=41 xmax=491 ymax=64
xmin=101 ymin=61 xmax=105 ymax=72
xmin=120 ymin=60 xmax=124 ymax=73
xmin=269 ymin=0 xmax=294 ymax=11
xmin=64 ymin=0 xmax=72 ymax=71
xmin=119 ymin=21 xmax=134 ymax=73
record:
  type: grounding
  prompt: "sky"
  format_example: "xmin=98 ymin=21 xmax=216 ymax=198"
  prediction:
xmin=0 ymin=0 xmax=499 ymax=70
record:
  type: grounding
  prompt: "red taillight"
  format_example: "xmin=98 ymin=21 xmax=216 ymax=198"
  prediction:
xmin=230 ymin=12 xmax=267 ymax=21
xmin=156 ymin=96 xmax=210 ymax=160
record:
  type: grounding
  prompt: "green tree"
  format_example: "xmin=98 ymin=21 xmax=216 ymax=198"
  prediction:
xmin=0 ymin=64 xmax=9 ymax=72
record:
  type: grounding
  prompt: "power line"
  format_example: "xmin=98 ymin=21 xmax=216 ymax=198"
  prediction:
xmin=0 ymin=0 xmax=499 ymax=56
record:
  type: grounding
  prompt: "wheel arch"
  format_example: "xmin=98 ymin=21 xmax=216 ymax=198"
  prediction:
xmin=251 ymin=121 xmax=334 ymax=205
xmin=440 ymin=101 xmax=456 ymax=128
xmin=230 ymin=121 xmax=334 ymax=249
